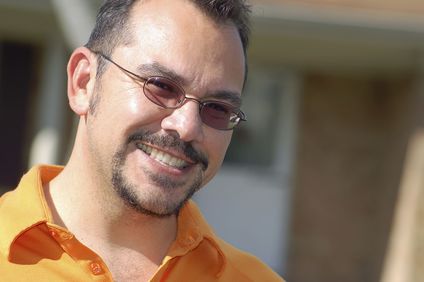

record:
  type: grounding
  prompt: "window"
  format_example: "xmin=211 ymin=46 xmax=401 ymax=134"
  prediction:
xmin=225 ymin=70 xmax=283 ymax=166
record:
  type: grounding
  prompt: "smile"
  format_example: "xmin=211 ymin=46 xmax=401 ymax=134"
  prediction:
xmin=136 ymin=143 xmax=190 ymax=169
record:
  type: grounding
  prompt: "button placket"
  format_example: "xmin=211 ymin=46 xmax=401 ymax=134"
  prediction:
xmin=59 ymin=232 xmax=74 ymax=241
xmin=49 ymin=229 xmax=58 ymax=238
xmin=48 ymin=227 xmax=73 ymax=241
xmin=47 ymin=225 xmax=111 ymax=279
xmin=48 ymin=226 xmax=79 ymax=260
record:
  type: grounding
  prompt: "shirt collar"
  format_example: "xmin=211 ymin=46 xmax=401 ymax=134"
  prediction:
xmin=0 ymin=165 xmax=63 ymax=259
xmin=0 ymin=165 xmax=228 ymax=275
xmin=167 ymin=200 xmax=228 ymax=276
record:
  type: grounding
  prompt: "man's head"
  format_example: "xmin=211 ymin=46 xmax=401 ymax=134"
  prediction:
xmin=67 ymin=0 xmax=250 ymax=217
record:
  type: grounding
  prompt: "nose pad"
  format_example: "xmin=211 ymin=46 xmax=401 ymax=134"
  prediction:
xmin=160 ymin=100 xmax=204 ymax=142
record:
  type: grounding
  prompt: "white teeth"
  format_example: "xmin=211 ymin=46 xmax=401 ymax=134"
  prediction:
xmin=137 ymin=143 xmax=188 ymax=169
xmin=161 ymin=153 xmax=171 ymax=164
xmin=145 ymin=145 xmax=152 ymax=154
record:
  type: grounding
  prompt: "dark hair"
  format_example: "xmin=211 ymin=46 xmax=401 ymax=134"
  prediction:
xmin=190 ymin=0 xmax=251 ymax=55
xmin=85 ymin=0 xmax=138 ymax=76
xmin=85 ymin=0 xmax=251 ymax=76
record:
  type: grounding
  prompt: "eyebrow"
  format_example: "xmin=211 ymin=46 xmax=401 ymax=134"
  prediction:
xmin=136 ymin=62 xmax=190 ymax=87
xmin=136 ymin=62 xmax=243 ymax=108
xmin=206 ymin=90 xmax=242 ymax=108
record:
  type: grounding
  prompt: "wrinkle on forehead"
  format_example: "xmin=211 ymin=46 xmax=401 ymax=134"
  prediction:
xmin=121 ymin=0 xmax=245 ymax=97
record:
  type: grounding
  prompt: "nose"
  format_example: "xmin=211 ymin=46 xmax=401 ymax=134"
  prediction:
xmin=161 ymin=100 xmax=204 ymax=143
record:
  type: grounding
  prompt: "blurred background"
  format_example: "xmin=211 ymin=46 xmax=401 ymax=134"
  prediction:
xmin=1 ymin=0 xmax=424 ymax=281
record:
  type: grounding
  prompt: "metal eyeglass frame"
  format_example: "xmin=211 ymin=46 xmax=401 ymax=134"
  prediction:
xmin=90 ymin=49 xmax=247 ymax=130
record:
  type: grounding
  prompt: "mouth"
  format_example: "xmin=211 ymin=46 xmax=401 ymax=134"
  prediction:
xmin=136 ymin=142 xmax=192 ymax=169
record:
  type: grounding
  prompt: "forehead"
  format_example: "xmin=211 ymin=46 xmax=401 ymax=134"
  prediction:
xmin=118 ymin=0 xmax=245 ymax=93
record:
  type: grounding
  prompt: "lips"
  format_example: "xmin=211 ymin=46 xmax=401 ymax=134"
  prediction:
xmin=136 ymin=142 xmax=192 ymax=169
xmin=129 ymin=131 xmax=209 ymax=171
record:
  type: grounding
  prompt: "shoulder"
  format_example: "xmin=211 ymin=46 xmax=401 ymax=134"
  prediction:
xmin=216 ymin=238 xmax=285 ymax=282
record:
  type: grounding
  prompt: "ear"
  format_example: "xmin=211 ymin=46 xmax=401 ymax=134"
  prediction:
xmin=67 ymin=47 xmax=97 ymax=116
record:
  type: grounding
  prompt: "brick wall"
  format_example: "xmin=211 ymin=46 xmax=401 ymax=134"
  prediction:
xmin=287 ymin=73 xmax=420 ymax=282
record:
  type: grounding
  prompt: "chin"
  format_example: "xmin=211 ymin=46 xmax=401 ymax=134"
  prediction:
xmin=112 ymin=170 xmax=201 ymax=218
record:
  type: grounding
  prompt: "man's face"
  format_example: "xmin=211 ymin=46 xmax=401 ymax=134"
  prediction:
xmin=86 ymin=0 xmax=245 ymax=217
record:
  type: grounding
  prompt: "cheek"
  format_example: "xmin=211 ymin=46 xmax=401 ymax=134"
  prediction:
xmin=101 ymin=89 xmax=166 ymax=129
xmin=128 ymin=98 xmax=139 ymax=114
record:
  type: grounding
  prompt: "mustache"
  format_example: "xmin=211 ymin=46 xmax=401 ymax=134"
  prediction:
xmin=128 ymin=131 xmax=209 ymax=171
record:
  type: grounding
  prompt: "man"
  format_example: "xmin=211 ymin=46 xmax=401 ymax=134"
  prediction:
xmin=0 ymin=0 xmax=284 ymax=281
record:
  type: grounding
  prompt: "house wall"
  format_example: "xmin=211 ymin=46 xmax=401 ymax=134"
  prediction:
xmin=287 ymin=72 xmax=422 ymax=282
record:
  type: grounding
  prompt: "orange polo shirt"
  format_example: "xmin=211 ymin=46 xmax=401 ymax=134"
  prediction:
xmin=0 ymin=165 xmax=284 ymax=281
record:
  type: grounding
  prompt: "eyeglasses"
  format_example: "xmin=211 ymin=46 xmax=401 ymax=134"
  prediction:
xmin=91 ymin=50 xmax=247 ymax=130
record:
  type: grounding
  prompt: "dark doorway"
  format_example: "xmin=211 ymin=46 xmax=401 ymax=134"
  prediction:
xmin=0 ymin=41 xmax=36 ymax=192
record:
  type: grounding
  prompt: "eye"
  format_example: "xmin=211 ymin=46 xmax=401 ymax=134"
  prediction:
xmin=205 ymin=102 xmax=231 ymax=114
xmin=148 ymin=77 xmax=178 ymax=97
xmin=144 ymin=77 xmax=184 ymax=107
xmin=202 ymin=102 xmax=235 ymax=122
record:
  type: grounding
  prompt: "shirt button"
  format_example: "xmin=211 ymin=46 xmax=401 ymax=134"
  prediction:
xmin=60 ymin=233 xmax=74 ymax=241
xmin=89 ymin=262 xmax=104 ymax=275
